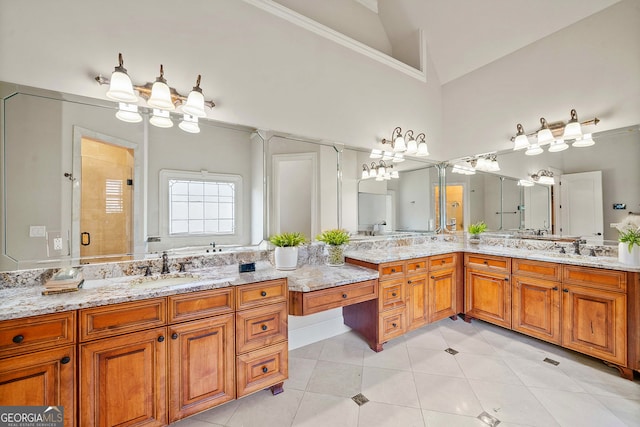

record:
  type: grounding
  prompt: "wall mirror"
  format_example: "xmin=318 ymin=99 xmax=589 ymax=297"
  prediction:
xmin=0 ymin=81 xmax=264 ymax=271
xmin=342 ymin=147 xmax=439 ymax=236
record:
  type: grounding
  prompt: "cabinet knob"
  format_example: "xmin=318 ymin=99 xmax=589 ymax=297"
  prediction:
xmin=483 ymin=260 xmax=488 ymax=265
xmin=563 ymin=288 xmax=569 ymax=293
xmin=504 ymin=277 xmax=509 ymax=281
xmin=441 ymin=260 xmax=445 ymax=264
xmin=552 ymin=286 xmax=559 ymax=291
xmin=392 ymin=292 xmax=397 ymax=297
xmin=391 ymin=268 xmax=396 ymax=273
xmin=407 ymin=280 xmax=412 ymax=284
xmin=261 ymin=324 xmax=268 ymax=331
xmin=261 ymin=291 xmax=267 ymax=297
xmin=342 ymin=294 xmax=348 ymax=299
xmin=157 ymin=336 xmax=165 ymax=342
xmin=392 ymin=323 xmax=397 ymax=328
xmin=171 ymin=333 xmax=178 ymax=340
xmin=12 ymin=334 xmax=24 ymax=344
xmin=60 ymin=356 xmax=71 ymax=365
xmin=262 ymin=366 xmax=268 ymax=373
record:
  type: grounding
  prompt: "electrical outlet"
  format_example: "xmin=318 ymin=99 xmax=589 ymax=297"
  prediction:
xmin=47 ymin=231 xmax=63 ymax=255
xmin=29 ymin=225 xmax=46 ymax=237
xmin=53 ymin=237 xmax=63 ymax=250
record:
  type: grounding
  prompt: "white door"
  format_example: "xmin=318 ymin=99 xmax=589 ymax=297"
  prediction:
xmin=559 ymin=171 xmax=603 ymax=241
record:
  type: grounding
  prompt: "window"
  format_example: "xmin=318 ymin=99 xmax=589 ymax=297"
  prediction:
xmin=160 ymin=170 xmax=242 ymax=238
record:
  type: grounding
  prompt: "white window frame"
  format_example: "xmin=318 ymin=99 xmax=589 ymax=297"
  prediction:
xmin=159 ymin=169 xmax=243 ymax=246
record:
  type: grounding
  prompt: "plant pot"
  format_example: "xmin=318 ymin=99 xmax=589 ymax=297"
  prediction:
xmin=468 ymin=234 xmax=481 ymax=244
xmin=326 ymin=244 xmax=345 ymax=266
xmin=618 ymin=242 xmax=640 ymax=266
xmin=274 ymin=246 xmax=298 ymax=270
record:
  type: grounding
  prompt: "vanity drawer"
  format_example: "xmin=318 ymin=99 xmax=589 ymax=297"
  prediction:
xmin=0 ymin=311 xmax=76 ymax=358
xmin=289 ymin=279 xmax=378 ymax=316
xmin=378 ymin=307 xmax=406 ymax=342
xmin=236 ymin=302 xmax=287 ymax=354
xmin=406 ymin=258 xmax=428 ymax=275
xmin=379 ymin=262 xmax=405 ymax=280
xmin=429 ymin=254 xmax=457 ymax=271
xmin=236 ymin=341 xmax=288 ymax=397
xmin=379 ymin=279 xmax=405 ymax=311
xmin=465 ymin=254 xmax=510 ymax=272
xmin=512 ymin=259 xmax=561 ymax=281
xmin=168 ymin=288 xmax=234 ymax=323
xmin=562 ymin=266 xmax=626 ymax=292
xmin=79 ymin=298 xmax=167 ymax=341
xmin=236 ymin=279 xmax=288 ymax=310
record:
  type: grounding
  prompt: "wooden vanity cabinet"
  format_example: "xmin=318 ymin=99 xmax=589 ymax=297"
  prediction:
xmin=0 ymin=311 xmax=76 ymax=427
xmin=512 ymin=259 xmax=562 ymax=345
xmin=464 ymin=254 xmax=512 ymax=328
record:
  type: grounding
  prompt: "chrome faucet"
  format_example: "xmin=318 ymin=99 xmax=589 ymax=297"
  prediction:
xmin=572 ymin=239 xmax=586 ymax=255
xmin=161 ymin=251 xmax=170 ymax=274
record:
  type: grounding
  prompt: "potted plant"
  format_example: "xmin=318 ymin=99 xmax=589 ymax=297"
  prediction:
xmin=618 ymin=225 xmax=640 ymax=266
xmin=467 ymin=221 xmax=487 ymax=243
xmin=316 ymin=229 xmax=350 ymax=266
xmin=269 ymin=232 xmax=307 ymax=270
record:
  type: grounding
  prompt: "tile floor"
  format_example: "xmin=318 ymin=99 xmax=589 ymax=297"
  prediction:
xmin=172 ymin=318 xmax=640 ymax=427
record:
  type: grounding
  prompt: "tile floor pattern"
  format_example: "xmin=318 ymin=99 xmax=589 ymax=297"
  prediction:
xmin=172 ymin=319 xmax=640 ymax=427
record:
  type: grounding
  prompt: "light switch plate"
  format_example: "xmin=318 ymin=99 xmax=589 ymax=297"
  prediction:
xmin=29 ymin=225 xmax=46 ymax=237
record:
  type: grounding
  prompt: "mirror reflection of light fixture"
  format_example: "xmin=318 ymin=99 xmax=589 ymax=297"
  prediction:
xmin=392 ymin=153 xmax=405 ymax=163
xmin=531 ymin=169 xmax=555 ymax=185
xmin=369 ymin=149 xmax=383 ymax=159
xmin=511 ymin=109 xmax=599 ymax=153
xmin=95 ymin=53 xmax=215 ymax=133
xmin=452 ymin=163 xmax=476 ymax=175
xmin=518 ymin=179 xmax=535 ymax=187
xmin=382 ymin=151 xmax=394 ymax=161
xmin=361 ymin=161 xmax=398 ymax=180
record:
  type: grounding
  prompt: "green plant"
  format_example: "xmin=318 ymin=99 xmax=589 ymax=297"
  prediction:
xmin=619 ymin=227 xmax=640 ymax=253
xmin=468 ymin=221 xmax=487 ymax=235
xmin=316 ymin=229 xmax=350 ymax=246
xmin=269 ymin=232 xmax=307 ymax=247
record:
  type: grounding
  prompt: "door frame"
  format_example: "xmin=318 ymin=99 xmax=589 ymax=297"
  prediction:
xmin=72 ymin=126 xmax=144 ymax=260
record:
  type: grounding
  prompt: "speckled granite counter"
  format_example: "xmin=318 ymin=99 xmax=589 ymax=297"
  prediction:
xmin=0 ymin=261 xmax=379 ymax=321
xmin=345 ymin=241 xmax=640 ymax=273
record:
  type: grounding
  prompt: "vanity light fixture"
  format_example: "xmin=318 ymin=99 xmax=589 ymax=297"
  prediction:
xmin=531 ymin=169 xmax=555 ymax=185
xmin=95 ymin=53 xmax=215 ymax=134
xmin=511 ymin=109 xmax=599 ymax=155
xmin=381 ymin=128 xmax=429 ymax=156
xmin=451 ymin=163 xmax=476 ymax=175
xmin=369 ymin=149 xmax=383 ymax=159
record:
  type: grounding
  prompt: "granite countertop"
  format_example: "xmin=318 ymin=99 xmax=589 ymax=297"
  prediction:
xmin=0 ymin=261 xmax=379 ymax=321
xmin=345 ymin=242 xmax=640 ymax=272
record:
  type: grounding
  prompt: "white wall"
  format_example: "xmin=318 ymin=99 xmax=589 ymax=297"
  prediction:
xmin=442 ymin=0 xmax=640 ymax=160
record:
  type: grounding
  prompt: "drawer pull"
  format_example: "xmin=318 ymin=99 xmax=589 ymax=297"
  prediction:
xmin=431 ymin=276 xmax=435 ymax=279
xmin=262 ymin=366 xmax=268 ymax=373
xmin=60 ymin=356 xmax=71 ymax=365
xmin=171 ymin=333 xmax=179 ymax=340
xmin=483 ymin=260 xmax=488 ymax=265
xmin=552 ymin=286 xmax=559 ymax=291
xmin=441 ymin=260 xmax=445 ymax=264
xmin=157 ymin=336 xmax=165 ymax=342
xmin=342 ymin=293 xmax=348 ymax=299
xmin=391 ymin=268 xmax=396 ymax=273
xmin=392 ymin=292 xmax=397 ymax=297
xmin=261 ymin=291 xmax=267 ymax=297
xmin=392 ymin=323 xmax=397 ymax=328
xmin=261 ymin=324 xmax=268 ymax=331
xmin=12 ymin=334 xmax=24 ymax=344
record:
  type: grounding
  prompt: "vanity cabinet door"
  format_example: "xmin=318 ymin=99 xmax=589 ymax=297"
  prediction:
xmin=0 ymin=345 xmax=75 ymax=427
xmin=429 ymin=267 xmax=457 ymax=323
xmin=168 ymin=314 xmax=235 ymax=422
xmin=406 ymin=273 xmax=428 ymax=330
xmin=512 ymin=275 xmax=561 ymax=344
xmin=80 ymin=327 xmax=167 ymax=427
xmin=562 ymin=285 xmax=627 ymax=366
xmin=465 ymin=268 xmax=511 ymax=328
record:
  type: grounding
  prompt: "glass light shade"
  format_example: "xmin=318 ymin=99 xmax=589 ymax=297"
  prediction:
xmin=563 ymin=121 xmax=582 ymax=140
xmin=536 ymin=128 xmax=554 ymax=144
xmin=148 ymin=80 xmax=175 ymax=111
xmin=538 ymin=175 xmax=555 ymax=185
xmin=178 ymin=114 xmax=200 ymax=134
xmin=384 ymin=173 xmax=391 ymax=180
xmin=405 ymin=138 xmax=417 ymax=154
xmin=369 ymin=149 xmax=382 ymax=159
xmin=382 ymin=151 xmax=394 ymax=161
xmin=525 ymin=143 xmax=543 ymax=156
xmin=572 ymin=133 xmax=595 ymax=148
xmin=106 ymin=70 xmax=138 ymax=103
xmin=369 ymin=167 xmax=377 ymax=178
xmin=375 ymin=174 xmax=384 ymax=181
xmin=393 ymin=135 xmax=406 ymax=152
xmin=488 ymin=159 xmax=500 ymax=172
xmin=392 ymin=153 xmax=405 ymax=163
xmin=115 ymin=103 xmax=142 ymax=123
xmin=361 ymin=169 xmax=369 ymax=179
xmin=513 ymin=133 xmax=530 ymax=150
xmin=548 ymin=139 xmax=569 ymax=152
xmin=518 ymin=179 xmax=534 ymax=187
xmin=149 ymin=109 xmax=173 ymax=128
xmin=391 ymin=171 xmax=399 ymax=178
xmin=182 ymin=89 xmax=206 ymax=117
xmin=416 ymin=141 xmax=429 ymax=156
xmin=378 ymin=165 xmax=386 ymax=175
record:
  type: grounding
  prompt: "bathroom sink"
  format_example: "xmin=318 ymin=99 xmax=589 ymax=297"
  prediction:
xmin=129 ymin=273 xmax=201 ymax=289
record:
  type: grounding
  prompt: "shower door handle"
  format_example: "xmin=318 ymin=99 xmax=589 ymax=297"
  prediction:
xmin=81 ymin=232 xmax=91 ymax=246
